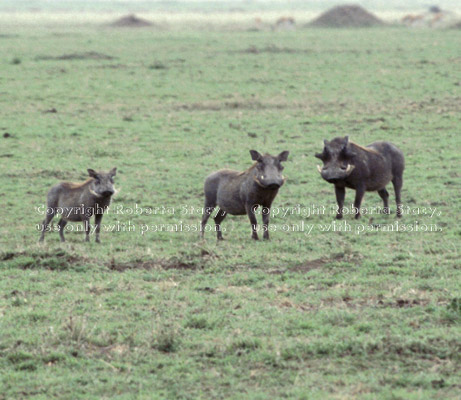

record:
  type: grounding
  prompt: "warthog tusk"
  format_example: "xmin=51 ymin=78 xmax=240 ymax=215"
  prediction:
xmin=345 ymin=164 xmax=355 ymax=174
xmin=89 ymin=188 xmax=102 ymax=198
xmin=253 ymin=177 xmax=266 ymax=188
xmin=113 ymin=187 xmax=120 ymax=196
xmin=317 ymin=165 xmax=323 ymax=173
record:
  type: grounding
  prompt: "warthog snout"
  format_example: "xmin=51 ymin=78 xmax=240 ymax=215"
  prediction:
xmin=102 ymin=190 xmax=115 ymax=197
xmin=319 ymin=165 xmax=354 ymax=183
xmin=254 ymin=176 xmax=284 ymax=190
xmin=266 ymin=181 xmax=283 ymax=190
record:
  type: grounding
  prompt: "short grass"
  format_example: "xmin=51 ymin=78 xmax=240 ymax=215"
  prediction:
xmin=0 ymin=23 xmax=460 ymax=399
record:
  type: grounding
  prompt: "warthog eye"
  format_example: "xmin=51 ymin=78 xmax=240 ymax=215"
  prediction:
xmin=321 ymin=150 xmax=330 ymax=161
xmin=341 ymin=148 xmax=354 ymax=158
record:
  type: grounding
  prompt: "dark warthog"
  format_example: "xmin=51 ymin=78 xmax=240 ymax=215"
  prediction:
xmin=315 ymin=136 xmax=404 ymax=219
xmin=200 ymin=150 xmax=289 ymax=240
xmin=39 ymin=168 xmax=117 ymax=243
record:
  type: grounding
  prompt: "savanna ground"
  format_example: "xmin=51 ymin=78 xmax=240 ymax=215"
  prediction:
xmin=0 ymin=17 xmax=460 ymax=399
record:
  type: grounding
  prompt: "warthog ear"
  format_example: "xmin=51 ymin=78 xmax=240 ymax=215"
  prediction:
xmin=110 ymin=167 xmax=117 ymax=177
xmin=323 ymin=139 xmax=329 ymax=146
xmin=250 ymin=150 xmax=262 ymax=162
xmin=343 ymin=136 xmax=349 ymax=148
xmin=278 ymin=151 xmax=289 ymax=162
xmin=88 ymin=169 xmax=98 ymax=178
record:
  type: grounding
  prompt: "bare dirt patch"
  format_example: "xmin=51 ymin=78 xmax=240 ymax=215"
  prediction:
xmin=43 ymin=107 xmax=57 ymax=114
xmin=270 ymin=253 xmax=359 ymax=275
xmin=1 ymin=250 xmax=84 ymax=270
xmin=402 ymin=96 xmax=461 ymax=115
xmin=174 ymin=99 xmax=298 ymax=112
xmin=107 ymin=258 xmax=197 ymax=272
xmin=309 ymin=5 xmax=384 ymax=28
xmin=290 ymin=258 xmax=330 ymax=273
xmin=240 ymin=45 xmax=310 ymax=54
xmin=6 ymin=169 xmax=78 ymax=180
xmin=379 ymin=298 xmax=431 ymax=308
xmin=36 ymin=52 xmax=115 ymax=61
xmin=169 ymin=98 xmax=389 ymax=114
xmin=94 ymin=64 xmax=127 ymax=70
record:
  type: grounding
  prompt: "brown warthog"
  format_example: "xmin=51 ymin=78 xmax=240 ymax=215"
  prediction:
xmin=315 ymin=136 xmax=404 ymax=219
xmin=39 ymin=168 xmax=117 ymax=243
xmin=200 ymin=150 xmax=289 ymax=240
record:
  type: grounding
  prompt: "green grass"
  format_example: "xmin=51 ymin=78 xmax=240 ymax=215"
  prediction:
xmin=0 ymin=25 xmax=460 ymax=399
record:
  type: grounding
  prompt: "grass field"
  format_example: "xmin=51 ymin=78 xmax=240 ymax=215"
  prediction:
xmin=0 ymin=22 xmax=460 ymax=399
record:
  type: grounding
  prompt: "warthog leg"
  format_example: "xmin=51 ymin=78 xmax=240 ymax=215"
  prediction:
xmin=200 ymin=202 xmax=216 ymax=239
xmin=83 ymin=220 xmax=91 ymax=242
xmin=57 ymin=218 xmax=67 ymax=242
xmin=262 ymin=209 xmax=271 ymax=240
xmin=378 ymin=188 xmax=390 ymax=214
xmin=95 ymin=213 xmax=103 ymax=243
xmin=353 ymin=185 xmax=366 ymax=219
xmin=214 ymin=209 xmax=227 ymax=240
xmin=39 ymin=209 xmax=56 ymax=242
xmin=246 ymin=205 xmax=259 ymax=240
xmin=392 ymin=176 xmax=403 ymax=218
xmin=334 ymin=186 xmax=345 ymax=220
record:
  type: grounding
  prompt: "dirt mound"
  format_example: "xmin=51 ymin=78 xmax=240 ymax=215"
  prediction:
xmin=109 ymin=14 xmax=152 ymax=28
xmin=310 ymin=4 xmax=384 ymax=27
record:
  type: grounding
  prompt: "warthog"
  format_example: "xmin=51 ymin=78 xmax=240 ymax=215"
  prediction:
xmin=200 ymin=150 xmax=289 ymax=240
xmin=39 ymin=168 xmax=117 ymax=243
xmin=315 ymin=136 xmax=404 ymax=219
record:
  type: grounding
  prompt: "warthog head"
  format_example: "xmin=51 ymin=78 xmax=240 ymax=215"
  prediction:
xmin=250 ymin=150 xmax=289 ymax=190
xmin=315 ymin=136 xmax=355 ymax=183
xmin=88 ymin=168 xmax=117 ymax=198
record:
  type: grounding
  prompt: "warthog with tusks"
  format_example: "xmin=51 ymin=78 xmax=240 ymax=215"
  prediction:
xmin=315 ymin=136 xmax=404 ymax=219
xmin=200 ymin=150 xmax=289 ymax=240
xmin=39 ymin=168 xmax=117 ymax=243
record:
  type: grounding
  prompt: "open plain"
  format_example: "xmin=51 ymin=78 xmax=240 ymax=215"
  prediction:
xmin=0 ymin=13 xmax=460 ymax=399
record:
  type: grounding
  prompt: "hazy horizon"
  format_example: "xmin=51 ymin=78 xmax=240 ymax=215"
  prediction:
xmin=1 ymin=0 xmax=461 ymax=13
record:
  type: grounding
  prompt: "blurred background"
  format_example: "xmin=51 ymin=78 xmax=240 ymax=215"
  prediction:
xmin=1 ymin=0 xmax=461 ymax=30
